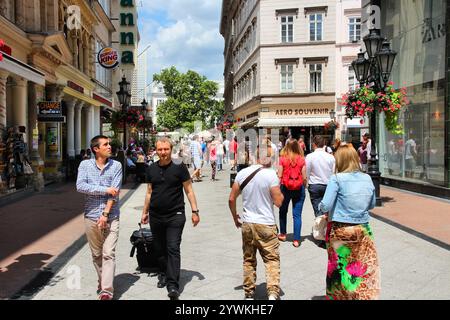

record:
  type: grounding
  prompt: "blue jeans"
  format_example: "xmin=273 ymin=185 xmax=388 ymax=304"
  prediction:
xmin=308 ymin=184 xmax=328 ymax=217
xmin=279 ymin=185 xmax=306 ymax=241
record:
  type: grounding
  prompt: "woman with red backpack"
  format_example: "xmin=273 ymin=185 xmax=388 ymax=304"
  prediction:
xmin=277 ymin=139 xmax=307 ymax=247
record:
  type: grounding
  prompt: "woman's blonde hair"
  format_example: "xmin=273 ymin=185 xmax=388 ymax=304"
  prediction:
xmin=334 ymin=144 xmax=361 ymax=173
xmin=280 ymin=138 xmax=304 ymax=161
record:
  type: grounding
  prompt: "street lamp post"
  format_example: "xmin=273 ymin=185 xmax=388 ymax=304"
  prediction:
xmin=116 ymin=76 xmax=131 ymax=149
xmin=141 ymin=98 xmax=148 ymax=142
xmin=352 ymin=28 xmax=397 ymax=207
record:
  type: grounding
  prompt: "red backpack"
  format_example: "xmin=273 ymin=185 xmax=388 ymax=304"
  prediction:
xmin=283 ymin=157 xmax=303 ymax=190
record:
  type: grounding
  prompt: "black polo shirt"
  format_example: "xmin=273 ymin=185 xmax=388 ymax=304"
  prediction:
xmin=146 ymin=160 xmax=191 ymax=217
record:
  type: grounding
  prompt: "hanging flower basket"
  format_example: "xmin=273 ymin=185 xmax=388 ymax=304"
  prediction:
xmin=324 ymin=120 xmax=339 ymax=132
xmin=111 ymin=108 xmax=144 ymax=134
xmin=341 ymin=82 xmax=409 ymax=135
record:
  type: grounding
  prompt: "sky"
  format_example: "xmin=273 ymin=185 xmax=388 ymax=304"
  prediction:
xmin=137 ymin=0 xmax=224 ymax=86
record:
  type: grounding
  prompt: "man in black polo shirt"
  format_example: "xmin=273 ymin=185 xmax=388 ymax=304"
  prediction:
xmin=141 ymin=137 xmax=200 ymax=300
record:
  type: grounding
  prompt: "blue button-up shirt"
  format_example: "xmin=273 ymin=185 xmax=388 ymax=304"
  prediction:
xmin=76 ymin=158 xmax=123 ymax=221
xmin=319 ymin=172 xmax=376 ymax=224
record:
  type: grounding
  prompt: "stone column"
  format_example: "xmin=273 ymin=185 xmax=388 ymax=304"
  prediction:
xmin=0 ymin=70 xmax=9 ymax=135
xmin=85 ymin=104 xmax=94 ymax=148
xmin=74 ymin=101 xmax=84 ymax=155
xmin=66 ymin=99 xmax=76 ymax=157
xmin=11 ymin=77 xmax=28 ymax=142
xmin=14 ymin=0 xmax=26 ymax=29
xmin=72 ymin=32 xmax=79 ymax=69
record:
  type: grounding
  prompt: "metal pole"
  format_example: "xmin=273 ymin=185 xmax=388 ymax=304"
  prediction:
xmin=367 ymin=61 xmax=382 ymax=207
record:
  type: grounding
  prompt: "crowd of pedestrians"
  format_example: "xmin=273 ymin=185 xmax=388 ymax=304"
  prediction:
xmin=76 ymin=131 xmax=380 ymax=301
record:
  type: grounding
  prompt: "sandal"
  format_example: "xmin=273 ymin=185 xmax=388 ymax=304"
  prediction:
xmin=277 ymin=234 xmax=287 ymax=242
xmin=293 ymin=240 xmax=300 ymax=248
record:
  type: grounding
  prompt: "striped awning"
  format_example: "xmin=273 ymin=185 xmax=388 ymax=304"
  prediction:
xmin=258 ymin=117 xmax=328 ymax=128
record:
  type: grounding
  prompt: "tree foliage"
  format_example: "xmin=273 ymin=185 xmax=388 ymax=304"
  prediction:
xmin=154 ymin=67 xmax=223 ymax=132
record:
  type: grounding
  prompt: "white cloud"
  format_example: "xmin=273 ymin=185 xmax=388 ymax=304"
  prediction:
xmin=138 ymin=0 xmax=224 ymax=81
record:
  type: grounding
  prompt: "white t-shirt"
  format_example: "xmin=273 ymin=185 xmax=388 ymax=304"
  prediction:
xmin=305 ymin=148 xmax=335 ymax=185
xmin=235 ymin=165 xmax=279 ymax=225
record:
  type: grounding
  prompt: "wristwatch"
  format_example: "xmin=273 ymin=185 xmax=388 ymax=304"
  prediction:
xmin=102 ymin=211 xmax=110 ymax=218
xmin=192 ymin=210 xmax=199 ymax=215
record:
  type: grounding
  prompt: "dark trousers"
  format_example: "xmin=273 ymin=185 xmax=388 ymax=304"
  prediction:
xmin=150 ymin=213 xmax=186 ymax=291
xmin=308 ymin=184 xmax=328 ymax=217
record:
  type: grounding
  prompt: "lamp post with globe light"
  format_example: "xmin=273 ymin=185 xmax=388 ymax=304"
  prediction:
xmin=351 ymin=28 xmax=397 ymax=206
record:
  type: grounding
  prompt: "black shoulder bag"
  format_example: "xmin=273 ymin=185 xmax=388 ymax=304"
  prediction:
xmin=239 ymin=167 xmax=263 ymax=192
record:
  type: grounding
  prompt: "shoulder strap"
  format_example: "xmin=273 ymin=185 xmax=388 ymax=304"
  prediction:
xmin=239 ymin=167 xmax=263 ymax=191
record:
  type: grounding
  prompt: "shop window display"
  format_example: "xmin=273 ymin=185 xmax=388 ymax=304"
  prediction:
xmin=0 ymin=127 xmax=33 ymax=193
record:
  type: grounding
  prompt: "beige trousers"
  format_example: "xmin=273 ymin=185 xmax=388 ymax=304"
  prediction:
xmin=241 ymin=222 xmax=280 ymax=298
xmin=84 ymin=218 xmax=119 ymax=295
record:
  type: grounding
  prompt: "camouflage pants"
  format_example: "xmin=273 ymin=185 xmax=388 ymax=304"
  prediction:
xmin=241 ymin=222 xmax=280 ymax=298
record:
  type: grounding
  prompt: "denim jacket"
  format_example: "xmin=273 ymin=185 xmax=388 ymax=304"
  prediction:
xmin=319 ymin=172 xmax=376 ymax=224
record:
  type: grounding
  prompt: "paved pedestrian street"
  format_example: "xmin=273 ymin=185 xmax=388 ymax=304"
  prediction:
xmin=23 ymin=165 xmax=450 ymax=301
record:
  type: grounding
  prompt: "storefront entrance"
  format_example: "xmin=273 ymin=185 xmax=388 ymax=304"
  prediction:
xmin=290 ymin=126 xmax=333 ymax=154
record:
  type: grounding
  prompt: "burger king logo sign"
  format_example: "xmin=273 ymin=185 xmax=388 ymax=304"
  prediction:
xmin=97 ymin=47 xmax=119 ymax=69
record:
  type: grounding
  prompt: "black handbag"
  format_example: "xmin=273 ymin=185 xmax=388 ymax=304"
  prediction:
xmin=129 ymin=224 xmax=159 ymax=272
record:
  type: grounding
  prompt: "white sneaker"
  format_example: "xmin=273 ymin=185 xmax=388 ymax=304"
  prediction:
xmin=244 ymin=296 xmax=254 ymax=300
xmin=268 ymin=294 xmax=278 ymax=300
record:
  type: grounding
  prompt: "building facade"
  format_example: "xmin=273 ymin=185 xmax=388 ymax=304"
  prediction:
xmin=363 ymin=0 xmax=450 ymax=195
xmin=0 ymin=0 xmax=117 ymax=193
xmin=221 ymin=0 xmax=361 ymax=151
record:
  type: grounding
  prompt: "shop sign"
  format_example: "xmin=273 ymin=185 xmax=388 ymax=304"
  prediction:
xmin=38 ymin=101 xmax=65 ymax=122
xmin=120 ymin=0 xmax=136 ymax=64
xmin=97 ymin=47 xmax=119 ymax=69
xmin=38 ymin=101 xmax=61 ymax=115
xmin=67 ymin=81 xmax=84 ymax=94
xmin=272 ymin=106 xmax=332 ymax=117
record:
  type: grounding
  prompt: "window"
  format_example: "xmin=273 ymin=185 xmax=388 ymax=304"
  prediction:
xmin=281 ymin=16 xmax=294 ymax=43
xmin=348 ymin=66 xmax=358 ymax=91
xmin=309 ymin=14 xmax=323 ymax=41
xmin=98 ymin=0 xmax=110 ymax=16
xmin=349 ymin=17 xmax=361 ymax=42
xmin=310 ymin=64 xmax=322 ymax=93
xmin=280 ymin=65 xmax=294 ymax=92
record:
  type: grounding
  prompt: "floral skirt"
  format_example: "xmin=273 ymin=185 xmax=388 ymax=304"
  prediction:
xmin=325 ymin=221 xmax=380 ymax=300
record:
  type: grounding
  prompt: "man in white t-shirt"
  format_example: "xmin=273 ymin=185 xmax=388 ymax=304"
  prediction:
xmin=305 ymin=135 xmax=335 ymax=218
xmin=223 ymin=139 xmax=230 ymax=164
xmin=228 ymin=144 xmax=284 ymax=300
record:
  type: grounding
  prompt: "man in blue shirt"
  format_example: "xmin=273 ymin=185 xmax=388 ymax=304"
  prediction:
xmin=76 ymin=135 xmax=122 ymax=300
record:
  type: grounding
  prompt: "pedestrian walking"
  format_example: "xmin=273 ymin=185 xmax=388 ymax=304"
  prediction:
xmin=141 ymin=137 xmax=200 ymax=300
xmin=223 ymin=138 xmax=230 ymax=164
xmin=229 ymin=136 xmax=237 ymax=170
xmin=358 ymin=141 xmax=368 ymax=172
xmin=190 ymin=135 xmax=202 ymax=182
xmin=209 ymin=137 xmax=217 ymax=181
xmin=305 ymin=135 xmax=335 ymax=248
xmin=319 ymin=144 xmax=380 ymax=300
xmin=216 ymin=139 xmax=224 ymax=171
xmin=228 ymin=143 xmax=284 ymax=300
xmin=277 ymin=139 xmax=307 ymax=248
xmin=76 ymin=135 xmax=122 ymax=300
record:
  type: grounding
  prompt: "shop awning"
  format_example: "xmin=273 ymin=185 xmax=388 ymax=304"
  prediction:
xmin=258 ymin=117 xmax=328 ymax=128
xmin=238 ymin=119 xmax=259 ymax=129
xmin=0 ymin=53 xmax=45 ymax=86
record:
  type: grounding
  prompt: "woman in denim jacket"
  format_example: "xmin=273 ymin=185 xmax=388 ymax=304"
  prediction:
xmin=319 ymin=144 xmax=380 ymax=300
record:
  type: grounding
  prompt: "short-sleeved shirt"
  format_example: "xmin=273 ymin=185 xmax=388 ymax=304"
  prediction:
xmin=146 ymin=161 xmax=191 ymax=217
xmin=235 ymin=165 xmax=279 ymax=225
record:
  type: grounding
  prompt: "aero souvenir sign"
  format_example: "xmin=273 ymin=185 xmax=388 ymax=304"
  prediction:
xmin=97 ymin=47 xmax=119 ymax=69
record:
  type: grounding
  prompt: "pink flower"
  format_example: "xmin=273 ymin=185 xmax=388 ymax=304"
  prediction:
xmin=357 ymin=101 xmax=361 ymax=105
xmin=388 ymin=81 xmax=394 ymax=86
xmin=327 ymin=251 xmax=338 ymax=277
xmin=346 ymin=261 xmax=367 ymax=277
